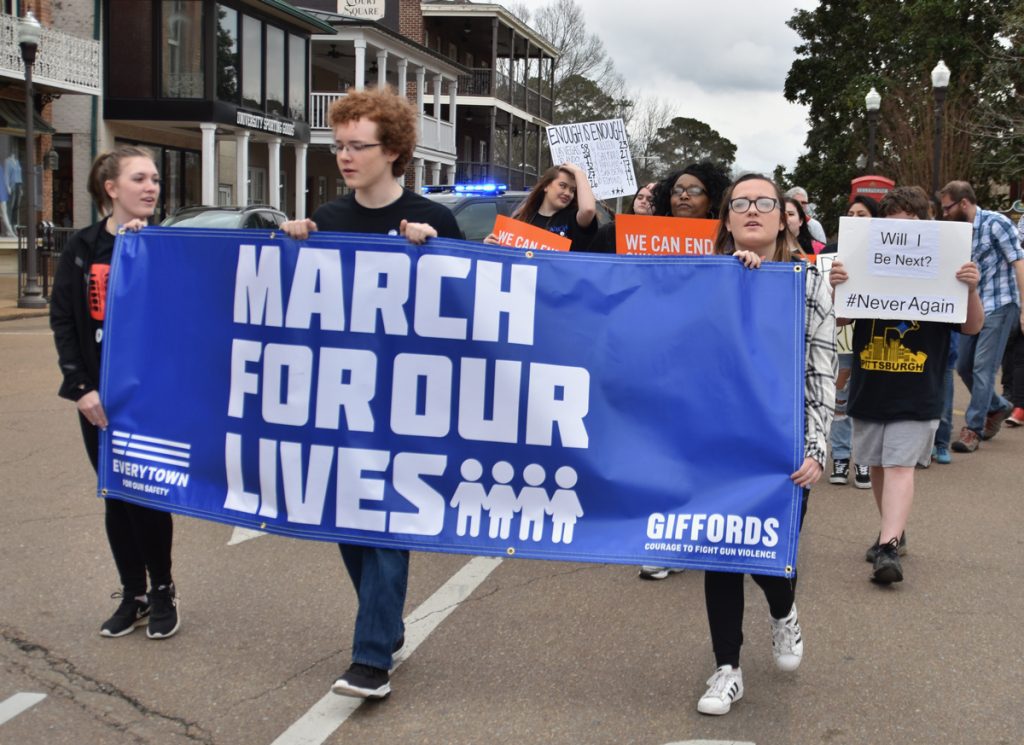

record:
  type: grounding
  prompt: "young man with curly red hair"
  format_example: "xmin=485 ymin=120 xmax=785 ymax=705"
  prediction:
xmin=281 ymin=86 xmax=460 ymax=700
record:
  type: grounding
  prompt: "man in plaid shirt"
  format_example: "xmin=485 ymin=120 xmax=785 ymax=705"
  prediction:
xmin=939 ymin=181 xmax=1024 ymax=452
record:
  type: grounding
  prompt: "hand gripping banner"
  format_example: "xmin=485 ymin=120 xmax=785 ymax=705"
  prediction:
xmin=98 ymin=228 xmax=806 ymax=576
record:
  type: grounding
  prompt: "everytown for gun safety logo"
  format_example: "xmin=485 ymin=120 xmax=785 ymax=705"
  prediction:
xmin=111 ymin=430 xmax=192 ymax=496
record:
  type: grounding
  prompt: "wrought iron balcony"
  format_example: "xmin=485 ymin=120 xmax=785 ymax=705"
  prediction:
xmin=0 ymin=14 xmax=101 ymax=96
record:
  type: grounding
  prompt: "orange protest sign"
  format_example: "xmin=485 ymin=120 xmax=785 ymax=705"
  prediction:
xmin=492 ymin=214 xmax=572 ymax=252
xmin=615 ymin=214 xmax=718 ymax=256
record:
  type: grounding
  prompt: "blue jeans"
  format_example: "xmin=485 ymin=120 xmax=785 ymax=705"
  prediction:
xmin=935 ymin=368 xmax=954 ymax=448
xmin=830 ymin=353 xmax=853 ymax=459
xmin=338 ymin=544 xmax=409 ymax=670
xmin=957 ymin=303 xmax=1019 ymax=433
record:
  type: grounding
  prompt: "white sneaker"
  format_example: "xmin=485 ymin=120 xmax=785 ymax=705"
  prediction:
xmin=638 ymin=566 xmax=684 ymax=580
xmin=770 ymin=603 xmax=804 ymax=672
xmin=697 ymin=665 xmax=744 ymax=715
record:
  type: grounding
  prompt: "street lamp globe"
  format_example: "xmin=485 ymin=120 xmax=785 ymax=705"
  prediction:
xmin=865 ymin=87 xmax=881 ymax=112
xmin=931 ymin=60 xmax=950 ymax=90
xmin=18 ymin=11 xmax=42 ymax=58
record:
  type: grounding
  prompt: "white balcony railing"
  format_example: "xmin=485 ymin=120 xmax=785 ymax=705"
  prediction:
xmin=0 ymin=14 xmax=101 ymax=95
xmin=310 ymin=91 xmax=455 ymax=155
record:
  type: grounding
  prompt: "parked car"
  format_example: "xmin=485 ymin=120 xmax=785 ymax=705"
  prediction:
xmin=161 ymin=205 xmax=287 ymax=230
xmin=422 ymin=184 xmax=613 ymax=242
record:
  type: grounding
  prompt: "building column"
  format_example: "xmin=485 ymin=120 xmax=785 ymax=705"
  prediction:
xmin=354 ymin=39 xmax=366 ymax=91
xmin=235 ymin=130 xmax=250 ymax=206
xmin=414 ymin=158 xmax=424 ymax=191
xmin=433 ymin=74 xmax=442 ymax=141
xmin=376 ymin=50 xmax=388 ymax=88
xmin=200 ymin=123 xmax=217 ymax=205
xmin=397 ymin=58 xmax=408 ymax=100
xmin=415 ymin=66 xmax=426 ymax=137
xmin=445 ymin=163 xmax=455 ymax=185
xmin=430 ymin=161 xmax=441 ymax=186
xmin=294 ymin=142 xmax=307 ymax=219
xmin=448 ymin=78 xmax=458 ymax=153
xmin=268 ymin=137 xmax=281 ymax=209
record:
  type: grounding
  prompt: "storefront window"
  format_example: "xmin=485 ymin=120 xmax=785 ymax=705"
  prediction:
xmin=216 ymin=4 xmax=239 ymax=102
xmin=241 ymin=15 xmax=262 ymax=109
xmin=161 ymin=0 xmax=204 ymax=99
xmin=288 ymin=34 xmax=306 ymax=121
xmin=266 ymin=26 xmax=286 ymax=115
xmin=0 ymin=135 xmax=24 ymax=235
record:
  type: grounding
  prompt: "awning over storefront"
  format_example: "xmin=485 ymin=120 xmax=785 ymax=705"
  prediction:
xmin=0 ymin=100 xmax=56 ymax=136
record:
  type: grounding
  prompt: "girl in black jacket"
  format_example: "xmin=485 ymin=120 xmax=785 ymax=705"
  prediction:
xmin=50 ymin=146 xmax=179 ymax=639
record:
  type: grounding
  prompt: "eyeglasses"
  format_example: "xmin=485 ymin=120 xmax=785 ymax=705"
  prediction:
xmin=329 ymin=141 xmax=382 ymax=155
xmin=671 ymin=186 xmax=706 ymax=198
xmin=941 ymin=201 xmax=958 ymax=214
xmin=729 ymin=197 xmax=779 ymax=214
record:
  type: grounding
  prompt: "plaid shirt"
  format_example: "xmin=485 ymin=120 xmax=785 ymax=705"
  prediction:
xmin=803 ymin=265 xmax=837 ymax=467
xmin=972 ymin=208 xmax=1024 ymax=313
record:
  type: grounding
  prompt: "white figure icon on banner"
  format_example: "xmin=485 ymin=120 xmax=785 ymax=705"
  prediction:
xmin=485 ymin=461 xmax=518 ymax=540
xmin=517 ymin=463 xmax=551 ymax=542
xmin=450 ymin=458 xmax=487 ymax=537
xmin=549 ymin=466 xmax=583 ymax=544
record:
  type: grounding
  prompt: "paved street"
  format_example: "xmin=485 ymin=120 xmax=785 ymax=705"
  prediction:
xmin=1 ymin=314 xmax=1021 ymax=745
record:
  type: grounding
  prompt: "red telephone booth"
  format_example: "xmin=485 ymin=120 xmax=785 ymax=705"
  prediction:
xmin=850 ymin=175 xmax=894 ymax=204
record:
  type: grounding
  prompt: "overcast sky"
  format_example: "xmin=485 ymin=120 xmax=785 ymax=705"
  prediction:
xmin=508 ymin=0 xmax=820 ymax=175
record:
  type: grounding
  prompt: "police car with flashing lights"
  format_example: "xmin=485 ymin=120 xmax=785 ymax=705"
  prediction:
xmin=423 ymin=183 xmax=614 ymax=243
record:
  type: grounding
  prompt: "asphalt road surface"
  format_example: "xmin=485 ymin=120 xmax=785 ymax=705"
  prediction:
xmin=1 ymin=315 xmax=1021 ymax=745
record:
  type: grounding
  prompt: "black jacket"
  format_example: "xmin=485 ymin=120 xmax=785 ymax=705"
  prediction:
xmin=50 ymin=220 xmax=108 ymax=402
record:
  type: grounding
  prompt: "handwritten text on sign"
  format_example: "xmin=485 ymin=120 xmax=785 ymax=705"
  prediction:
xmin=546 ymin=118 xmax=637 ymax=201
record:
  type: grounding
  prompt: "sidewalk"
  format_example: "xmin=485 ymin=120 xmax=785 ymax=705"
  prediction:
xmin=0 ymin=275 xmax=50 ymax=322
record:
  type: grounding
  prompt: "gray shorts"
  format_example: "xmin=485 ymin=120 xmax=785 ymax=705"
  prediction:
xmin=852 ymin=419 xmax=938 ymax=468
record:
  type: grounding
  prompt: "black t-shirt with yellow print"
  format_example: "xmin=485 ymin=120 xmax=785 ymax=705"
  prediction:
xmin=847 ymin=318 xmax=955 ymax=422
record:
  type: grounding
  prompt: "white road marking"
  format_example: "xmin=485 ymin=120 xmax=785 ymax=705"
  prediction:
xmin=270 ymin=555 xmax=503 ymax=745
xmin=0 ymin=692 xmax=46 ymax=726
xmin=227 ymin=527 xmax=267 ymax=545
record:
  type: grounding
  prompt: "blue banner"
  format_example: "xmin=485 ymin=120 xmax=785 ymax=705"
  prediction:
xmin=98 ymin=227 xmax=806 ymax=576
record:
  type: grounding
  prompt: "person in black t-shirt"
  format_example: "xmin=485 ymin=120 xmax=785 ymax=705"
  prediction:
xmin=828 ymin=186 xmax=983 ymax=585
xmin=483 ymin=162 xmax=597 ymax=252
xmin=50 ymin=146 xmax=181 ymax=641
xmin=280 ymin=87 xmax=459 ymax=701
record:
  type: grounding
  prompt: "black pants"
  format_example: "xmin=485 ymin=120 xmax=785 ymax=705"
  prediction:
xmin=1001 ymin=325 xmax=1024 ymax=407
xmin=704 ymin=489 xmax=809 ymax=668
xmin=81 ymin=415 xmax=174 ymax=597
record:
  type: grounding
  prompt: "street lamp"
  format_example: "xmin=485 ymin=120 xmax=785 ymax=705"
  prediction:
xmin=864 ymin=87 xmax=881 ymax=172
xmin=931 ymin=60 xmax=950 ymax=196
xmin=17 ymin=11 xmax=45 ymax=309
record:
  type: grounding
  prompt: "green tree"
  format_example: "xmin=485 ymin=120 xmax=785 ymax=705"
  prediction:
xmin=648 ymin=117 xmax=737 ymax=175
xmin=784 ymin=0 xmax=1016 ymax=233
xmin=553 ymin=74 xmax=626 ymax=124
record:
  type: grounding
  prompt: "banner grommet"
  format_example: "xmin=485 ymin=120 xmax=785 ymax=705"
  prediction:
xmin=525 ymin=251 xmax=535 ymax=259
xmin=785 ymin=564 xmax=794 ymax=575
xmin=793 ymin=264 xmax=803 ymax=273
xmin=506 ymin=547 xmax=516 ymax=556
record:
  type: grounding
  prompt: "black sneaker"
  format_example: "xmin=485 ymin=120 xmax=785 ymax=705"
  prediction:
xmin=99 ymin=592 xmax=150 ymax=637
xmin=853 ymin=464 xmax=872 ymax=489
xmin=331 ymin=663 xmax=391 ymax=699
xmin=829 ymin=458 xmax=850 ymax=485
xmin=864 ymin=532 xmax=907 ymax=562
xmin=146 ymin=584 xmax=180 ymax=639
xmin=871 ymin=538 xmax=904 ymax=584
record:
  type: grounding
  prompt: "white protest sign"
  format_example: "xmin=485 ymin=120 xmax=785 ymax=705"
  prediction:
xmin=834 ymin=216 xmax=972 ymax=323
xmin=546 ymin=118 xmax=637 ymax=200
